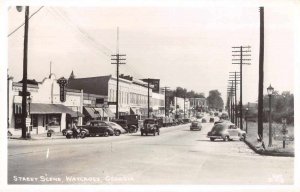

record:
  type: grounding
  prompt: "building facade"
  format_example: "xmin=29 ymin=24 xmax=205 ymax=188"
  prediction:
xmin=8 ymin=74 xmax=84 ymax=135
xmin=67 ymin=75 xmax=165 ymax=118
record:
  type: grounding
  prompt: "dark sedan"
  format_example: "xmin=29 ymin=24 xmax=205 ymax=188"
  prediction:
xmin=190 ymin=121 xmax=202 ymax=131
xmin=82 ymin=120 xmax=114 ymax=137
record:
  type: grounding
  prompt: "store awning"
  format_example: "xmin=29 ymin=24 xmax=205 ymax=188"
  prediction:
xmin=14 ymin=103 xmax=77 ymax=115
xmin=83 ymin=107 xmax=100 ymax=119
xmin=68 ymin=111 xmax=85 ymax=118
xmin=130 ymin=107 xmax=135 ymax=115
xmin=94 ymin=108 xmax=115 ymax=118
xmin=14 ymin=103 xmax=84 ymax=118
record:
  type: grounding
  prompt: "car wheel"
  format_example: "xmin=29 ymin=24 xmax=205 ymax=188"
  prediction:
xmin=223 ymin=136 xmax=229 ymax=142
xmin=210 ymin=138 xmax=215 ymax=141
xmin=153 ymin=131 xmax=156 ymax=136
xmin=115 ymin=130 xmax=121 ymax=136
xmin=66 ymin=135 xmax=71 ymax=139
xmin=240 ymin=134 xmax=246 ymax=141
xmin=141 ymin=132 xmax=143 ymax=136
xmin=146 ymin=133 xmax=148 ymax=136
xmin=157 ymin=130 xmax=160 ymax=135
xmin=80 ymin=133 xmax=86 ymax=139
xmin=103 ymin=131 xmax=109 ymax=137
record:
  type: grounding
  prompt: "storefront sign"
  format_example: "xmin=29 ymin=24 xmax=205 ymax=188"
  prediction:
xmin=57 ymin=77 xmax=68 ymax=102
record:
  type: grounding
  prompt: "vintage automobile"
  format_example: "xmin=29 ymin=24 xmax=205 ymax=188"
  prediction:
xmin=207 ymin=122 xmax=246 ymax=141
xmin=81 ymin=120 xmax=114 ymax=137
xmin=209 ymin=117 xmax=215 ymax=123
xmin=201 ymin=118 xmax=207 ymax=123
xmin=190 ymin=121 xmax=202 ymax=131
xmin=141 ymin=118 xmax=160 ymax=136
xmin=106 ymin=121 xmax=126 ymax=136
xmin=183 ymin=118 xmax=191 ymax=124
xmin=111 ymin=119 xmax=138 ymax=133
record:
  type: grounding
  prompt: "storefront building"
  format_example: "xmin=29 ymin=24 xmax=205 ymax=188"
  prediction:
xmin=67 ymin=74 xmax=154 ymax=118
xmin=8 ymin=74 xmax=84 ymax=135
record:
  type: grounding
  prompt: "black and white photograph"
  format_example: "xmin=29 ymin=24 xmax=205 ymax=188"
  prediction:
xmin=1 ymin=0 xmax=299 ymax=191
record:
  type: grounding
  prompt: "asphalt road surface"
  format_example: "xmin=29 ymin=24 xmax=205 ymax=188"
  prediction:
xmin=8 ymin=121 xmax=294 ymax=185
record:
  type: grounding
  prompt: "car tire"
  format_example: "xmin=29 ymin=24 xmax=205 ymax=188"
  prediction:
xmin=66 ymin=135 xmax=71 ymax=139
xmin=223 ymin=136 xmax=229 ymax=142
xmin=115 ymin=130 xmax=121 ymax=136
xmin=157 ymin=130 xmax=160 ymax=135
xmin=240 ymin=134 xmax=246 ymax=141
xmin=153 ymin=132 xmax=156 ymax=136
xmin=103 ymin=131 xmax=109 ymax=137
xmin=141 ymin=132 xmax=143 ymax=136
xmin=146 ymin=133 xmax=148 ymax=136
xmin=210 ymin=138 xmax=215 ymax=141
xmin=80 ymin=133 xmax=86 ymax=139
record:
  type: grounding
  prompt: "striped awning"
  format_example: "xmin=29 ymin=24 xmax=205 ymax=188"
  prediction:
xmin=83 ymin=107 xmax=101 ymax=119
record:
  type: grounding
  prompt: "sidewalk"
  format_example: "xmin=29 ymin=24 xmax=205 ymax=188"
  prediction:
xmin=8 ymin=132 xmax=65 ymax=141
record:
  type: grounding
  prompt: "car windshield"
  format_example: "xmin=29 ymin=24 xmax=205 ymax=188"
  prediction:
xmin=144 ymin=120 xmax=155 ymax=124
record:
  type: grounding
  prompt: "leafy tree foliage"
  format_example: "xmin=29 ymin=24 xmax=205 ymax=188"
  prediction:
xmin=207 ymin=90 xmax=224 ymax=110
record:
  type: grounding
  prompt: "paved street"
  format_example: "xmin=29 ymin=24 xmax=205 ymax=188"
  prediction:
xmin=8 ymin=121 xmax=293 ymax=185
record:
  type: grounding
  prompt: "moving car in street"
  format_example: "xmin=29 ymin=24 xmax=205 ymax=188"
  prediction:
xmin=190 ymin=121 xmax=202 ymax=131
xmin=207 ymin=122 xmax=246 ymax=141
xmin=82 ymin=120 xmax=114 ymax=137
xmin=141 ymin=118 xmax=160 ymax=136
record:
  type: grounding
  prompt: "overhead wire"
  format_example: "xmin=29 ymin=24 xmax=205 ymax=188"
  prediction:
xmin=8 ymin=6 xmax=44 ymax=37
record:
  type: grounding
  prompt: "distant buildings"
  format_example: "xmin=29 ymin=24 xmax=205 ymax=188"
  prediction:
xmin=7 ymin=72 xmax=207 ymax=134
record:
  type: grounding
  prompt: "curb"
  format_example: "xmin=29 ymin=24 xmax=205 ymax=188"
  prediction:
xmin=8 ymin=135 xmax=65 ymax=141
xmin=244 ymin=138 xmax=294 ymax=157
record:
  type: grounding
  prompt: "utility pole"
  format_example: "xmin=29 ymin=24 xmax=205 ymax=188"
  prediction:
xmin=232 ymin=46 xmax=251 ymax=130
xmin=111 ymin=27 xmax=126 ymax=119
xmin=258 ymin=7 xmax=264 ymax=138
xmin=162 ymin=87 xmax=170 ymax=117
xmin=229 ymin=72 xmax=240 ymax=125
xmin=147 ymin=78 xmax=150 ymax=118
xmin=184 ymin=96 xmax=186 ymax=119
xmin=21 ymin=6 xmax=30 ymax=139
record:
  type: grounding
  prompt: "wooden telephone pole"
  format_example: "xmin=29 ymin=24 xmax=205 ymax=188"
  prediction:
xmin=111 ymin=27 xmax=126 ymax=119
xmin=258 ymin=7 xmax=265 ymax=138
xmin=232 ymin=46 xmax=251 ymax=130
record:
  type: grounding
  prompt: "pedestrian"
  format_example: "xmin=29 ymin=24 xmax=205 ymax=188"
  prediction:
xmin=72 ymin=120 xmax=78 ymax=138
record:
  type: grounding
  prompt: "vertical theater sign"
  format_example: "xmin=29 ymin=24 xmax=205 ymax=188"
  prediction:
xmin=57 ymin=77 xmax=68 ymax=102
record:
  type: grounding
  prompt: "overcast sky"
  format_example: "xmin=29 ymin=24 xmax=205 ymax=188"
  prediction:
xmin=6 ymin=0 xmax=297 ymax=103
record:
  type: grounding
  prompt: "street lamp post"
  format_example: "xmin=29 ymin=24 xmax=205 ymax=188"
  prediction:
xmin=267 ymin=84 xmax=274 ymax=147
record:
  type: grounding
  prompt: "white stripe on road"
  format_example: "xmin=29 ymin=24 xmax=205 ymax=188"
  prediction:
xmin=46 ymin=148 xmax=49 ymax=159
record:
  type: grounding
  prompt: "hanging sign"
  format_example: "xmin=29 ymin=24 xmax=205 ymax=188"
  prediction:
xmin=57 ymin=77 xmax=68 ymax=102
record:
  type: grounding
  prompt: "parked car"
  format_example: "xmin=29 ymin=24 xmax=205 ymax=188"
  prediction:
xmin=106 ymin=121 xmax=126 ymax=136
xmin=81 ymin=120 xmax=114 ymax=137
xmin=209 ymin=117 xmax=215 ymax=123
xmin=190 ymin=121 xmax=202 ymax=131
xmin=201 ymin=118 xmax=207 ymax=123
xmin=62 ymin=128 xmax=68 ymax=136
xmin=207 ymin=122 xmax=246 ymax=141
xmin=141 ymin=118 xmax=160 ymax=136
xmin=183 ymin=118 xmax=191 ymax=123
xmin=111 ymin=119 xmax=138 ymax=133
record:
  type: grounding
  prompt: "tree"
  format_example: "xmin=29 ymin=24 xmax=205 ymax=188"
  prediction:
xmin=207 ymin=90 xmax=224 ymax=110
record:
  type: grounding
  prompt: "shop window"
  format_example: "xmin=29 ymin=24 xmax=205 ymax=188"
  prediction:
xmin=15 ymin=115 xmax=22 ymax=129
xmin=32 ymin=114 xmax=38 ymax=127
xmin=48 ymin=114 xmax=61 ymax=127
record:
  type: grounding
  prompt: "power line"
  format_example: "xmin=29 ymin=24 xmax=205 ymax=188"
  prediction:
xmin=8 ymin=6 xmax=44 ymax=37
